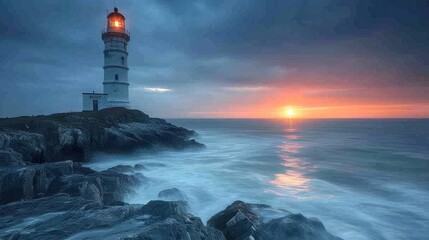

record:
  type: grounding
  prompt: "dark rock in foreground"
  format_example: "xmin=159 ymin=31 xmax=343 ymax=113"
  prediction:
xmin=0 ymin=195 xmax=224 ymax=240
xmin=0 ymin=172 xmax=342 ymax=240
xmin=0 ymin=160 xmax=145 ymax=205
xmin=208 ymin=201 xmax=342 ymax=240
xmin=0 ymin=196 xmax=343 ymax=240
xmin=0 ymin=107 xmax=203 ymax=165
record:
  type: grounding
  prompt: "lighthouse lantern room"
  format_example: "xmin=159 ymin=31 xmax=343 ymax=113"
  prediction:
xmin=82 ymin=7 xmax=131 ymax=111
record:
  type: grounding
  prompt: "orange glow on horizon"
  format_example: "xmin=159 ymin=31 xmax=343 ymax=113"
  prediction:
xmin=270 ymin=85 xmax=429 ymax=118
xmin=187 ymin=103 xmax=429 ymax=119
xmin=185 ymin=81 xmax=429 ymax=118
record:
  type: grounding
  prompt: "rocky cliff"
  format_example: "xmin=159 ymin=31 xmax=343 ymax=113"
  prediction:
xmin=0 ymin=107 xmax=202 ymax=165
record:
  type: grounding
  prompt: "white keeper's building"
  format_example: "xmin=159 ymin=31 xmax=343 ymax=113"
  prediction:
xmin=83 ymin=7 xmax=131 ymax=111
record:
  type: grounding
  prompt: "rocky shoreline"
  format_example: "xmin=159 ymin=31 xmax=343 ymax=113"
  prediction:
xmin=0 ymin=108 xmax=342 ymax=240
xmin=0 ymin=107 xmax=202 ymax=165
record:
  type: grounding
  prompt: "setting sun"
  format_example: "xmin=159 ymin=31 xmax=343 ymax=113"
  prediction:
xmin=284 ymin=108 xmax=295 ymax=118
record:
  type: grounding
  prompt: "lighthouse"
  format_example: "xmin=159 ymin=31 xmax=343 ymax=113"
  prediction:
xmin=102 ymin=7 xmax=130 ymax=108
xmin=82 ymin=7 xmax=131 ymax=111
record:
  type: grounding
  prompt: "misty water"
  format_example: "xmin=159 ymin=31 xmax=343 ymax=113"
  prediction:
xmin=85 ymin=119 xmax=429 ymax=240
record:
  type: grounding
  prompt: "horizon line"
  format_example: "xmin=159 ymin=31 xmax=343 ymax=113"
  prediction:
xmin=166 ymin=117 xmax=429 ymax=120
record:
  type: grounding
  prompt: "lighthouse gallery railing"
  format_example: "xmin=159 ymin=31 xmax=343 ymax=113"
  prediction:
xmin=102 ymin=27 xmax=130 ymax=37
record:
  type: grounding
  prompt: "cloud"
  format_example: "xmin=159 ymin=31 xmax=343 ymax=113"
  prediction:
xmin=141 ymin=87 xmax=172 ymax=93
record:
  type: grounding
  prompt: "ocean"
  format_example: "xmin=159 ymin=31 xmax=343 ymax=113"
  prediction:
xmin=85 ymin=119 xmax=429 ymax=240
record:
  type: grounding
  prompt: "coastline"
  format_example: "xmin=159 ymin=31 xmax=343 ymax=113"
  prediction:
xmin=0 ymin=108 xmax=341 ymax=240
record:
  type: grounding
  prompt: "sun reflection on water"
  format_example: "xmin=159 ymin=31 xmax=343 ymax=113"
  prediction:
xmin=271 ymin=171 xmax=310 ymax=192
xmin=269 ymin=125 xmax=314 ymax=197
xmin=281 ymin=143 xmax=303 ymax=154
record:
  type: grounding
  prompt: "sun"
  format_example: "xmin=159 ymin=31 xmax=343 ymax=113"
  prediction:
xmin=284 ymin=108 xmax=296 ymax=118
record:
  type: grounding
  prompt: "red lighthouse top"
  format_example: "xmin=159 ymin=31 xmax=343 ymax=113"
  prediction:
xmin=102 ymin=7 xmax=130 ymax=41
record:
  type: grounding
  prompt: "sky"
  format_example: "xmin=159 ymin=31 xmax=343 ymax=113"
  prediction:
xmin=1 ymin=0 xmax=428 ymax=118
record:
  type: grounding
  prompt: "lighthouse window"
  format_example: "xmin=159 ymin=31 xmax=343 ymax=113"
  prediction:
xmin=115 ymin=74 xmax=119 ymax=81
xmin=121 ymin=57 xmax=125 ymax=65
xmin=109 ymin=19 xmax=123 ymax=28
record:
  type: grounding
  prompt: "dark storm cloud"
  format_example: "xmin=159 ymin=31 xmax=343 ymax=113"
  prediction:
xmin=0 ymin=0 xmax=428 ymax=117
xmin=189 ymin=0 xmax=429 ymax=79
xmin=135 ymin=0 xmax=429 ymax=88
xmin=151 ymin=0 xmax=429 ymax=55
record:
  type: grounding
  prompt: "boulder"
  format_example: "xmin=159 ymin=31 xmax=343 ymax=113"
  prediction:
xmin=134 ymin=163 xmax=146 ymax=170
xmin=208 ymin=201 xmax=260 ymax=240
xmin=140 ymin=200 xmax=189 ymax=219
xmin=158 ymin=187 xmax=187 ymax=201
xmin=208 ymin=201 xmax=342 ymax=240
xmin=105 ymin=164 xmax=135 ymax=173
xmin=260 ymin=213 xmax=341 ymax=240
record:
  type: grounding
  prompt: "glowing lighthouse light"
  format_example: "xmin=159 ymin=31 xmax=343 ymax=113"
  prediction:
xmin=107 ymin=8 xmax=125 ymax=29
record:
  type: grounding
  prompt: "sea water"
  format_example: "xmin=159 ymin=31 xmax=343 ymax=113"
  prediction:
xmin=85 ymin=119 xmax=429 ymax=240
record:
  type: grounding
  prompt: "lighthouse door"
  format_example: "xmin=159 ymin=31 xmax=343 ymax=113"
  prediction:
xmin=93 ymin=100 xmax=99 ymax=111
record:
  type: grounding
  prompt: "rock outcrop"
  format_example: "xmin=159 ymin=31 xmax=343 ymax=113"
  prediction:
xmin=0 ymin=163 xmax=342 ymax=240
xmin=0 ymin=107 xmax=202 ymax=165
xmin=0 ymin=195 xmax=225 ymax=240
xmin=158 ymin=187 xmax=188 ymax=201
xmin=208 ymin=201 xmax=342 ymax=240
xmin=0 ymin=160 xmax=145 ymax=205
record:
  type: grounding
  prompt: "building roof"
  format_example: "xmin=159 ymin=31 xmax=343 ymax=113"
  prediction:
xmin=82 ymin=92 xmax=108 ymax=95
xmin=107 ymin=7 xmax=125 ymax=20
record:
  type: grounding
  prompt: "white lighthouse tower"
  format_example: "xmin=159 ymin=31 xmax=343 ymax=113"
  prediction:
xmin=82 ymin=7 xmax=131 ymax=111
xmin=102 ymin=7 xmax=130 ymax=108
